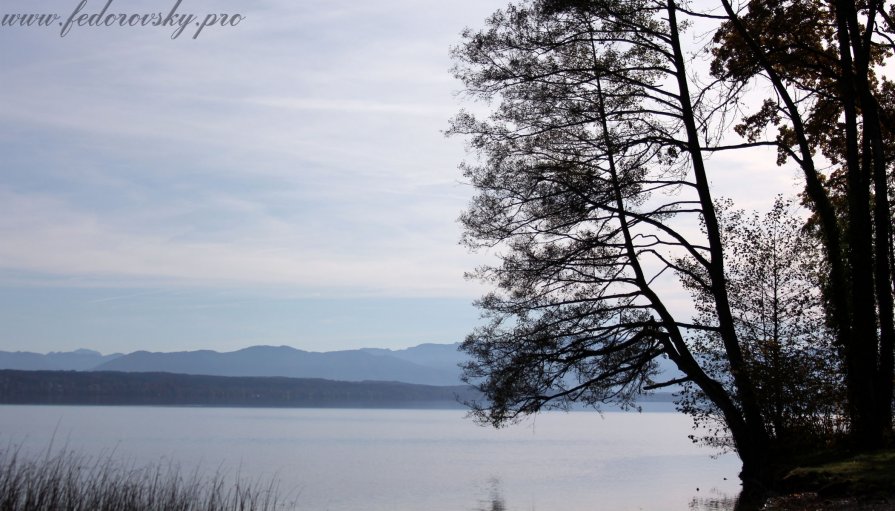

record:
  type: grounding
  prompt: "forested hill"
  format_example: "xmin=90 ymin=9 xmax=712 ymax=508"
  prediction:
xmin=0 ymin=370 xmax=481 ymax=409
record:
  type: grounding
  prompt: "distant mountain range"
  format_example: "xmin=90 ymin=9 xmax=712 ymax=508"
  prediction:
xmin=0 ymin=344 xmax=467 ymax=386
xmin=0 ymin=349 xmax=122 ymax=371
xmin=0 ymin=342 xmax=684 ymax=396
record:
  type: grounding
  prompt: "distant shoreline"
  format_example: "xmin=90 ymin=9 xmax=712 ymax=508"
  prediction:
xmin=0 ymin=369 xmax=479 ymax=409
xmin=0 ymin=369 xmax=676 ymax=410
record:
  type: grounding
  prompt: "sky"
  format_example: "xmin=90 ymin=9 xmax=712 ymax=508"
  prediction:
xmin=0 ymin=0 xmax=799 ymax=355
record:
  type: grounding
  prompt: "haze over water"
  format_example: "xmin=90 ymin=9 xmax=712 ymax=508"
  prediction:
xmin=0 ymin=405 xmax=741 ymax=510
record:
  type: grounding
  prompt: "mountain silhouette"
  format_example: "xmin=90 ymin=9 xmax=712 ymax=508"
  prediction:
xmin=94 ymin=344 xmax=464 ymax=385
xmin=0 ymin=344 xmax=466 ymax=386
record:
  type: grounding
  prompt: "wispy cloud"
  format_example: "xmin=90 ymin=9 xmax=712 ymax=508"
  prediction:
xmin=247 ymin=96 xmax=453 ymax=117
xmin=0 ymin=187 xmax=486 ymax=296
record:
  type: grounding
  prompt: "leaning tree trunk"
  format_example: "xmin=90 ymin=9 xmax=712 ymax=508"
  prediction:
xmin=668 ymin=0 xmax=770 ymax=485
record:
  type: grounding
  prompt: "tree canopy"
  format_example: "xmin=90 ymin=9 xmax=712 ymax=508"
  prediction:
xmin=451 ymin=0 xmax=894 ymax=491
xmin=712 ymin=0 xmax=895 ymax=447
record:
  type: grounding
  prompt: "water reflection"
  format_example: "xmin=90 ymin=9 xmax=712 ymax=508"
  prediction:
xmin=691 ymin=490 xmax=770 ymax=511
xmin=472 ymin=477 xmax=744 ymax=511
xmin=474 ymin=477 xmax=507 ymax=511
xmin=690 ymin=494 xmax=740 ymax=511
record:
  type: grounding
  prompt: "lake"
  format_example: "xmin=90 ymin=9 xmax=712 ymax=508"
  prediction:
xmin=0 ymin=405 xmax=741 ymax=510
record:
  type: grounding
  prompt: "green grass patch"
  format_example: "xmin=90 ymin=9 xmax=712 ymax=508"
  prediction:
xmin=782 ymin=448 xmax=895 ymax=496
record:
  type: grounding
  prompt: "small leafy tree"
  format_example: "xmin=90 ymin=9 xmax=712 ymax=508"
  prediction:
xmin=678 ymin=197 xmax=845 ymax=449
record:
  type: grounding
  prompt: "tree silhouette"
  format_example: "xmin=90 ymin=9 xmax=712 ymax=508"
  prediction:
xmin=451 ymin=0 xmax=782 ymax=486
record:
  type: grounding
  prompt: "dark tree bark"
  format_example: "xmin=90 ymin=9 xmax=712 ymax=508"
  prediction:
xmin=712 ymin=0 xmax=894 ymax=448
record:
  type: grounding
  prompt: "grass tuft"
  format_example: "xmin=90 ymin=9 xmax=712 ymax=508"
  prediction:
xmin=0 ymin=445 xmax=294 ymax=511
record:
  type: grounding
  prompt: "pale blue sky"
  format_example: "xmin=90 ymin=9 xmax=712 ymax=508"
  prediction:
xmin=0 ymin=0 xmax=798 ymax=355
xmin=0 ymin=0 xmax=510 ymax=354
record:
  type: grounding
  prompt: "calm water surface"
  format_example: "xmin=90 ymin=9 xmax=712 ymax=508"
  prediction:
xmin=0 ymin=405 xmax=741 ymax=511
